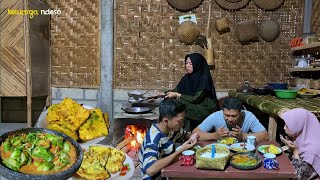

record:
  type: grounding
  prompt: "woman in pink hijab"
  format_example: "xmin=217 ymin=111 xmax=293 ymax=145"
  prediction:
xmin=280 ymin=108 xmax=320 ymax=180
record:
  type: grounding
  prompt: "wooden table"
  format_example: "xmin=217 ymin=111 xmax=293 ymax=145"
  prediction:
xmin=228 ymin=90 xmax=320 ymax=141
xmin=162 ymin=141 xmax=296 ymax=180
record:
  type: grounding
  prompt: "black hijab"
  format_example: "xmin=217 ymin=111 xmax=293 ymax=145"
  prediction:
xmin=176 ymin=53 xmax=216 ymax=98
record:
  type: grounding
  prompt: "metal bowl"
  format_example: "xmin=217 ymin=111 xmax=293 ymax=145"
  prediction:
xmin=121 ymin=107 xmax=155 ymax=114
xmin=253 ymin=87 xmax=271 ymax=95
xmin=0 ymin=128 xmax=83 ymax=180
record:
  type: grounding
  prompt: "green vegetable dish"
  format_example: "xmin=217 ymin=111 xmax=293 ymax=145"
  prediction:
xmin=0 ymin=132 xmax=77 ymax=174
xmin=231 ymin=154 xmax=259 ymax=166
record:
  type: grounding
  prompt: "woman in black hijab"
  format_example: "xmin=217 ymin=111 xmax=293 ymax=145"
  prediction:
xmin=163 ymin=53 xmax=219 ymax=131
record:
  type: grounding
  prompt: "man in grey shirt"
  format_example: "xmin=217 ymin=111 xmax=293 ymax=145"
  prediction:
xmin=193 ymin=97 xmax=269 ymax=141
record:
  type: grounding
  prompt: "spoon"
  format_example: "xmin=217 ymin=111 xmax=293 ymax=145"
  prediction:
xmin=141 ymin=91 xmax=149 ymax=96
xmin=243 ymin=142 xmax=247 ymax=151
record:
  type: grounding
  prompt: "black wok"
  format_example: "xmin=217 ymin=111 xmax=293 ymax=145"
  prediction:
xmin=0 ymin=128 xmax=83 ymax=180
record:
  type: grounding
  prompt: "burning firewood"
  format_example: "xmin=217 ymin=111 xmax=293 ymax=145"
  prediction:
xmin=115 ymin=136 xmax=136 ymax=150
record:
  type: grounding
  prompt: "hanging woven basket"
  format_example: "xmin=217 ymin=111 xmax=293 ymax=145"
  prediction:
xmin=167 ymin=0 xmax=203 ymax=12
xmin=258 ymin=20 xmax=280 ymax=42
xmin=214 ymin=17 xmax=230 ymax=32
xmin=178 ymin=21 xmax=200 ymax=45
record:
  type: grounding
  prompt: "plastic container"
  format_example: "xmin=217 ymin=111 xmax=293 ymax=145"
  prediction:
xmin=274 ymin=89 xmax=298 ymax=99
xmin=293 ymin=55 xmax=304 ymax=67
xmin=268 ymin=83 xmax=288 ymax=90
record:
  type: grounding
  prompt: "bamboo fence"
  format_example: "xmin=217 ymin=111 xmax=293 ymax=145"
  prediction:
xmin=0 ymin=0 xmax=50 ymax=127
xmin=0 ymin=0 xmax=26 ymax=96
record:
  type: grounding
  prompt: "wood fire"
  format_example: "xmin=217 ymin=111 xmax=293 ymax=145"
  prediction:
xmin=125 ymin=125 xmax=146 ymax=151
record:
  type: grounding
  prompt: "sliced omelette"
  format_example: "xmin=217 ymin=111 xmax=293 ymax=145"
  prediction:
xmin=47 ymin=122 xmax=79 ymax=141
xmin=77 ymin=158 xmax=110 ymax=179
xmin=79 ymin=109 xmax=109 ymax=141
xmin=106 ymin=148 xmax=126 ymax=174
xmin=77 ymin=146 xmax=125 ymax=179
xmin=46 ymin=98 xmax=90 ymax=131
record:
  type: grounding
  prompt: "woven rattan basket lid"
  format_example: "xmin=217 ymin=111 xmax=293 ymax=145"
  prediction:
xmin=215 ymin=0 xmax=250 ymax=11
xmin=178 ymin=21 xmax=200 ymax=45
xmin=226 ymin=0 xmax=242 ymax=3
xmin=254 ymin=0 xmax=285 ymax=10
xmin=235 ymin=20 xmax=258 ymax=42
xmin=167 ymin=0 xmax=203 ymax=12
xmin=258 ymin=20 xmax=280 ymax=42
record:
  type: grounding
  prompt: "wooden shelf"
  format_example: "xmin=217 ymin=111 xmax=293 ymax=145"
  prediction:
xmin=291 ymin=42 xmax=320 ymax=52
xmin=288 ymin=67 xmax=320 ymax=72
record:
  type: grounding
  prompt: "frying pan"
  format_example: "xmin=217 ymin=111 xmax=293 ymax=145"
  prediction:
xmin=121 ymin=107 xmax=155 ymax=114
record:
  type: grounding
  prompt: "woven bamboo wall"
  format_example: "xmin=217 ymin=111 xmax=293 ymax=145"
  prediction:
xmin=0 ymin=0 xmax=26 ymax=96
xmin=312 ymin=0 xmax=320 ymax=36
xmin=48 ymin=0 xmax=100 ymax=88
xmin=114 ymin=0 xmax=303 ymax=90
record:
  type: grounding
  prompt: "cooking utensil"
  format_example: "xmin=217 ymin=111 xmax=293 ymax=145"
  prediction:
xmin=0 ymin=128 xmax=83 ymax=180
xmin=135 ymin=94 xmax=166 ymax=103
xmin=253 ymin=87 xmax=271 ymax=95
xmin=121 ymin=107 xmax=155 ymax=114
xmin=243 ymin=142 xmax=247 ymax=151
xmin=128 ymin=90 xmax=149 ymax=101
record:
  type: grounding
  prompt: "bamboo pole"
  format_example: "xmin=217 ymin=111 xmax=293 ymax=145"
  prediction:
xmin=205 ymin=0 xmax=215 ymax=68
xmin=47 ymin=14 xmax=52 ymax=108
xmin=23 ymin=0 xmax=32 ymax=127
xmin=206 ymin=0 xmax=212 ymax=38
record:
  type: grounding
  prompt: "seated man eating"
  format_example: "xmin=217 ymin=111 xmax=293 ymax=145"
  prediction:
xmin=139 ymin=99 xmax=199 ymax=180
xmin=193 ymin=97 xmax=268 ymax=142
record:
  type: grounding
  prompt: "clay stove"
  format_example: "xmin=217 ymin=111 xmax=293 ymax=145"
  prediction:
xmin=113 ymin=109 xmax=158 ymax=158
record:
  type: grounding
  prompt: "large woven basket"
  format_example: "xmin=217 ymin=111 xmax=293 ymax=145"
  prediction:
xmin=215 ymin=0 xmax=250 ymax=11
xmin=178 ymin=21 xmax=200 ymax=45
xmin=254 ymin=0 xmax=285 ymax=10
xmin=196 ymin=146 xmax=230 ymax=170
xmin=226 ymin=0 xmax=242 ymax=2
xmin=167 ymin=0 xmax=203 ymax=12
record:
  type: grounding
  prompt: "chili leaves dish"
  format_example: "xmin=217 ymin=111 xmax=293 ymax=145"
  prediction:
xmin=0 ymin=132 xmax=77 ymax=174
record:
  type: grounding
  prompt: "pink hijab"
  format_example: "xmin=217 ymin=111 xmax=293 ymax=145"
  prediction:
xmin=281 ymin=108 xmax=320 ymax=175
